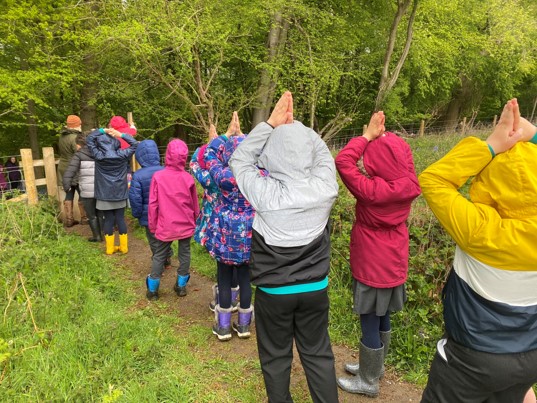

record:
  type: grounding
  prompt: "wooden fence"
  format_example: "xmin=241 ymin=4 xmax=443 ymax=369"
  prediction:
xmin=7 ymin=147 xmax=58 ymax=205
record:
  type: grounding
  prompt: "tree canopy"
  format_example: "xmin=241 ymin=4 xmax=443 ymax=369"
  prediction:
xmin=0 ymin=0 xmax=535 ymax=155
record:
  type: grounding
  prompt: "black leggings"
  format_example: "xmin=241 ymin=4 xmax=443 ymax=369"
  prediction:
xmin=102 ymin=208 xmax=127 ymax=236
xmin=217 ymin=261 xmax=251 ymax=309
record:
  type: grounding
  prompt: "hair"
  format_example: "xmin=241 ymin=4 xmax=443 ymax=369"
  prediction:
xmin=75 ymin=132 xmax=87 ymax=147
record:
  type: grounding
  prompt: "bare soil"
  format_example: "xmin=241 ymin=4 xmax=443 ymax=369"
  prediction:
xmin=67 ymin=222 xmax=424 ymax=402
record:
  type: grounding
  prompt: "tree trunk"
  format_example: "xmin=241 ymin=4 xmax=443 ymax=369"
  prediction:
xmin=251 ymin=13 xmax=289 ymax=127
xmin=375 ymin=0 xmax=419 ymax=110
xmin=80 ymin=55 xmax=98 ymax=131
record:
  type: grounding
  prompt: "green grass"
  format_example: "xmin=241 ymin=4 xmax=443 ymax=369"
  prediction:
xmin=0 ymin=199 xmax=266 ymax=402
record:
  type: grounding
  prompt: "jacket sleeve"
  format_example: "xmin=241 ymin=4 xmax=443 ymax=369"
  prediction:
xmin=204 ymin=145 xmax=237 ymax=192
xmin=190 ymin=148 xmax=215 ymax=190
xmin=310 ymin=129 xmax=339 ymax=195
xmin=129 ymin=173 xmax=143 ymax=219
xmin=335 ymin=136 xmax=414 ymax=204
xmin=190 ymin=180 xmax=200 ymax=221
xmin=117 ymin=134 xmax=138 ymax=159
xmin=147 ymin=177 xmax=159 ymax=234
xmin=418 ymin=137 xmax=495 ymax=249
xmin=86 ymin=131 xmax=105 ymax=161
xmin=228 ymin=122 xmax=281 ymax=211
xmin=62 ymin=153 xmax=81 ymax=192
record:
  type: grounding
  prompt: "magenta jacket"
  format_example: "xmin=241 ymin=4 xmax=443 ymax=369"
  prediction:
xmin=335 ymin=133 xmax=421 ymax=288
xmin=148 ymin=139 xmax=199 ymax=241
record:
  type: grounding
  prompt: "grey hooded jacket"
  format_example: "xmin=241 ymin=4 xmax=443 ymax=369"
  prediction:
xmin=229 ymin=121 xmax=338 ymax=248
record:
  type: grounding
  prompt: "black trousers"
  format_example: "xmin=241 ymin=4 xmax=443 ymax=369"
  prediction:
xmin=421 ymin=338 xmax=537 ymax=403
xmin=254 ymin=288 xmax=338 ymax=403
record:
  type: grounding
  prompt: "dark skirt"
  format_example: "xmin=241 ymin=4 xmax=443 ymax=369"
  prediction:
xmin=352 ymin=279 xmax=406 ymax=316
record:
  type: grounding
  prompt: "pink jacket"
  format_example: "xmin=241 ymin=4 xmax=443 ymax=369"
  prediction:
xmin=148 ymin=139 xmax=199 ymax=241
xmin=335 ymin=133 xmax=421 ymax=288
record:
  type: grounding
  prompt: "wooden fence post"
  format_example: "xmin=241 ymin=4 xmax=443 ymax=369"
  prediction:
xmin=419 ymin=120 xmax=425 ymax=137
xmin=42 ymin=147 xmax=58 ymax=199
xmin=461 ymin=117 xmax=467 ymax=136
xmin=20 ymin=149 xmax=38 ymax=205
xmin=363 ymin=124 xmax=368 ymax=135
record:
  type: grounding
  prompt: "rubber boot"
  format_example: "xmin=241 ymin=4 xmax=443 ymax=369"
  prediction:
xmin=146 ymin=276 xmax=160 ymax=301
xmin=337 ymin=342 xmax=384 ymax=397
xmin=231 ymin=286 xmax=239 ymax=313
xmin=209 ymin=284 xmax=219 ymax=312
xmin=105 ymin=234 xmax=116 ymax=255
xmin=174 ymin=274 xmax=190 ymax=297
xmin=118 ymin=233 xmax=128 ymax=254
xmin=63 ymin=201 xmax=79 ymax=227
xmin=78 ymin=201 xmax=89 ymax=225
xmin=345 ymin=330 xmax=391 ymax=378
xmin=212 ymin=305 xmax=232 ymax=341
xmin=97 ymin=212 xmax=105 ymax=240
xmin=88 ymin=218 xmax=103 ymax=242
xmin=232 ymin=306 xmax=253 ymax=339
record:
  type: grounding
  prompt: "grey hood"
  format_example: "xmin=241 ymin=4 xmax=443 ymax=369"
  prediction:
xmin=230 ymin=121 xmax=338 ymax=247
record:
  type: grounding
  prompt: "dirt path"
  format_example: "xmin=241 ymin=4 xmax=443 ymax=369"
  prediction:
xmin=68 ymin=222 xmax=423 ymax=402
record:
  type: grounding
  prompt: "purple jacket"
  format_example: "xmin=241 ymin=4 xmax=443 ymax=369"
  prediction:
xmin=148 ymin=139 xmax=199 ymax=242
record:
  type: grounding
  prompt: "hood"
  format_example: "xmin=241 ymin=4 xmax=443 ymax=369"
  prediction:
xmin=469 ymin=141 xmax=537 ymax=219
xmin=109 ymin=116 xmax=137 ymax=136
xmin=135 ymin=140 xmax=161 ymax=168
xmin=363 ymin=132 xmax=414 ymax=181
xmin=221 ymin=135 xmax=245 ymax=166
xmin=165 ymin=139 xmax=188 ymax=170
xmin=258 ymin=121 xmax=315 ymax=182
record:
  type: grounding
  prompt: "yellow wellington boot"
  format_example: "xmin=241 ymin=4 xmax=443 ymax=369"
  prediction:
xmin=105 ymin=234 xmax=116 ymax=255
xmin=118 ymin=234 xmax=128 ymax=254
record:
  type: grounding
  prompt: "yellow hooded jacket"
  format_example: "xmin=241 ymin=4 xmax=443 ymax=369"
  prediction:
xmin=419 ymin=137 xmax=537 ymax=353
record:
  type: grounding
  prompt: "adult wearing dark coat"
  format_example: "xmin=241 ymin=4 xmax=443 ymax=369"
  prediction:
xmin=57 ymin=115 xmax=87 ymax=226
xmin=5 ymin=156 xmax=22 ymax=191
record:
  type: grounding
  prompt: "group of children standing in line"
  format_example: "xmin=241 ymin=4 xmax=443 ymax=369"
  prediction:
xmin=60 ymin=93 xmax=537 ymax=403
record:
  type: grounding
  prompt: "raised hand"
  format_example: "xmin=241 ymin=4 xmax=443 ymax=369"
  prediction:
xmin=363 ymin=111 xmax=386 ymax=142
xmin=487 ymin=99 xmax=523 ymax=155
xmin=267 ymin=91 xmax=294 ymax=128
xmin=208 ymin=123 xmax=218 ymax=142
xmin=234 ymin=111 xmax=243 ymax=136
xmin=104 ymin=128 xmax=122 ymax=138
xmin=225 ymin=111 xmax=242 ymax=137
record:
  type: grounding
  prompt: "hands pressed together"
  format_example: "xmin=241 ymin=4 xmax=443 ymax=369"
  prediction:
xmin=487 ymin=98 xmax=536 ymax=155
xmin=267 ymin=91 xmax=294 ymax=128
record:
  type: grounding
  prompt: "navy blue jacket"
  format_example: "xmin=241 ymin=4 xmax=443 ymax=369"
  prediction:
xmin=86 ymin=129 xmax=138 ymax=202
xmin=129 ymin=140 xmax=163 ymax=227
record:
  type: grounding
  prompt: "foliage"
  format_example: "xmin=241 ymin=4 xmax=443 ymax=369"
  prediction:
xmin=0 ymin=200 xmax=267 ymax=401
xmin=1 ymin=0 xmax=536 ymax=155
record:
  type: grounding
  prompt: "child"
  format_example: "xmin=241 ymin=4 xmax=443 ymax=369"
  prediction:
xmin=419 ymin=100 xmax=537 ymax=402
xmin=86 ymin=127 xmax=138 ymax=254
xmin=229 ymin=92 xmax=339 ymax=402
xmin=204 ymin=134 xmax=254 ymax=341
xmin=334 ymin=111 xmax=421 ymax=397
xmin=147 ymin=139 xmax=199 ymax=298
xmin=62 ymin=132 xmax=102 ymax=242
xmin=129 ymin=140 xmax=175 ymax=300
xmin=190 ymin=116 xmax=241 ymax=312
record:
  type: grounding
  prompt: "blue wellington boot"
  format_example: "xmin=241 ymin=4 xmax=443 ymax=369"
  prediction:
xmin=174 ymin=274 xmax=190 ymax=297
xmin=146 ymin=276 xmax=160 ymax=301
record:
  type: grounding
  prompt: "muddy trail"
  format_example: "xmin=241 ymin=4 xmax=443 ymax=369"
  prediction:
xmin=67 ymin=222 xmax=423 ymax=402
